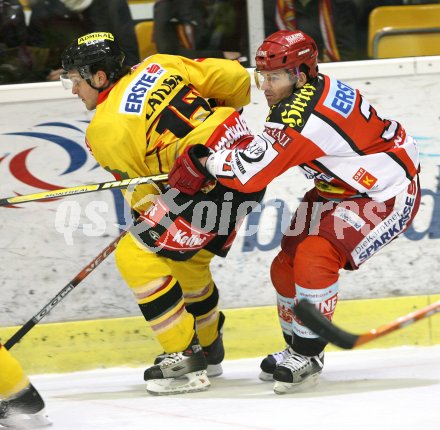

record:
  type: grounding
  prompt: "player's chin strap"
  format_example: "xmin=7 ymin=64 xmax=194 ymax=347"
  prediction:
xmin=84 ymin=66 xmax=123 ymax=92
xmin=87 ymin=77 xmax=115 ymax=92
xmin=87 ymin=79 xmax=110 ymax=92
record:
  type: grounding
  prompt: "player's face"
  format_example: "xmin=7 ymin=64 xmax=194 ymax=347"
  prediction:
xmin=60 ymin=71 xmax=99 ymax=110
xmin=254 ymin=70 xmax=296 ymax=106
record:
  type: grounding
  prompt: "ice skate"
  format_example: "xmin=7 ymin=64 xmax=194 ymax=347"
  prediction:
xmin=273 ymin=351 xmax=324 ymax=394
xmin=259 ymin=346 xmax=295 ymax=381
xmin=154 ymin=312 xmax=225 ymax=378
xmin=200 ymin=331 xmax=224 ymax=377
xmin=201 ymin=311 xmax=225 ymax=377
xmin=0 ymin=384 xmax=51 ymax=428
xmin=145 ymin=335 xmax=210 ymax=395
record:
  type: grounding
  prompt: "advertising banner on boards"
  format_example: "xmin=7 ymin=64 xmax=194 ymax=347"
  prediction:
xmin=1 ymin=61 xmax=440 ymax=325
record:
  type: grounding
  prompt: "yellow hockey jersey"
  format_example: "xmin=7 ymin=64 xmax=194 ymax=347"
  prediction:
xmin=85 ymin=54 xmax=252 ymax=211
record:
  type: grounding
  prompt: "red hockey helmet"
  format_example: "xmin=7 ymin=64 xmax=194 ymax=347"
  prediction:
xmin=255 ymin=30 xmax=318 ymax=78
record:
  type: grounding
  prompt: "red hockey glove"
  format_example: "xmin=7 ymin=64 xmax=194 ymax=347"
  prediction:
xmin=169 ymin=144 xmax=213 ymax=196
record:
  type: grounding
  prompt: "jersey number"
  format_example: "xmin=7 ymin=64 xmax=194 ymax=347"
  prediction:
xmin=360 ymin=96 xmax=398 ymax=141
xmin=156 ymin=86 xmax=212 ymax=138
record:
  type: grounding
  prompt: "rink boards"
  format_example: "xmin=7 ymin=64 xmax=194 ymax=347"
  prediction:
xmin=0 ymin=294 xmax=439 ymax=374
xmin=1 ymin=57 xmax=440 ymax=373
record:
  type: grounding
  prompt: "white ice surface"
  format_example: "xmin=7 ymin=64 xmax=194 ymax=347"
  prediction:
xmin=28 ymin=345 xmax=440 ymax=430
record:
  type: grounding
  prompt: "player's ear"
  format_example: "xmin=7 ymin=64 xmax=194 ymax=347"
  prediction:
xmin=295 ymin=72 xmax=308 ymax=89
xmin=287 ymin=69 xmax=307 ymax=89
xmin=94 ymin=70 xmax=109 ymax=88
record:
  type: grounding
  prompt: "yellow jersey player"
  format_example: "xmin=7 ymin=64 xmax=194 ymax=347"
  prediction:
xmin=60 ymin=32 xmax=264 ymax=395
xmin=0 ymin=343 xmax=51 ymax=428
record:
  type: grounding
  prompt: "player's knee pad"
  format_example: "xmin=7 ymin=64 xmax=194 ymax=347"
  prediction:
xmin=185 ymin=282 xmax=219 ymax=318
xmin=137 ymin=277 xmax=183 ymax=319
xmin=270 ymin=250 xmax=296 ymax=298
xmin=136 ymin=280 xmax=195 ymax=352
xmin=294 ymin=235 xmax=344 ymax=290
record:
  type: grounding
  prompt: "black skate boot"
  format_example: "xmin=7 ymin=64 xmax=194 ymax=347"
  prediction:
xmin=259 ymin=345 xmax=295 ymax=381
xmin=201 ymin=311 xmax=225 ymax=377
xmin=155 ymin=311 xmax=225 ymax=378
xmin=145 ymin=333 xmax=209 ymax=395
xmin=272 ymin=350 xmax=324 ymax=394
xmin=0 ymin=383 xmax=51 ymax=428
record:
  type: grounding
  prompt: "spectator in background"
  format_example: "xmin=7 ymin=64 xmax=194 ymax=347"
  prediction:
xmin=27 ymin=0 xmax=89 ymax=81
xmin=27 ymin=0 xmax=139 ymax=81
xmin=81 ymin=0 xmax=139 ymax=66
xmin=0 ymin=343 xmax=51 ymax=427
xmin=264 ymin=0 xmax=361 ymax=61
xmin=153 ymin=0 xmax=246 ymax=62
xmin=0 ymin=0 xmax=34 ymax=84
xmin=204 ymin=0 xmax=248 ymax=57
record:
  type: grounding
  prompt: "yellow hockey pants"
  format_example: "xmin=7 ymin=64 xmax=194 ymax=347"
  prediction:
xmin=115 ymin=231 xmax=222 ymax=353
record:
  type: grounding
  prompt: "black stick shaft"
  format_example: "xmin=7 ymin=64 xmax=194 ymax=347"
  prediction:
xmin=4 ymin=229 xmax=129 ymax=350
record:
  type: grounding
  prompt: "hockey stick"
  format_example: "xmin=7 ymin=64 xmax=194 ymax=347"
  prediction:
xmin=3 ymin=228 xmax=130 ymax=350
xmin=293 ymin=299 xmax=440 ymax=350
xmin=0 ymin=173 xmax=168 ymax=206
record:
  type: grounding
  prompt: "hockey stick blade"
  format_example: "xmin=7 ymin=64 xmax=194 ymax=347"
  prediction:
xmin=293 ymin=300 xmax=358 ymax=349
xmin=293 ymin=299 xmax=440 ymax=350
xmin=0 ymin=173 xmax=168 ymax=206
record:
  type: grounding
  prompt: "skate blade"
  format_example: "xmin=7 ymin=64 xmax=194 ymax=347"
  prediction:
xmin=258 ymin=371 xmax=274 ymax=382
xmin=146 ymin=370 xmax=210 ymax=395
xmin=0 ymin=410 xmax=52 ymax=429
xmin=273 ymin=372 xmax=321 ymax=395
xmin=207 ymin=363 xmax=223 ymax=378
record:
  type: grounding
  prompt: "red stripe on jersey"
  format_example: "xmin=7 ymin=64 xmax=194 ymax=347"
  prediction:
xmin=388 ymin=147 xmax=418 ymax=178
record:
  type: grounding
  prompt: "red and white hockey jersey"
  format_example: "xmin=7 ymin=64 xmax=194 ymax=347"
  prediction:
xmin=206 ymin=74 xmax=420 ymax=202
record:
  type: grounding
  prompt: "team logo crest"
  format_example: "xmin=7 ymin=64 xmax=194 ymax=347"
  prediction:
xmin=353 ymin=168 xmax=377 ymax=190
